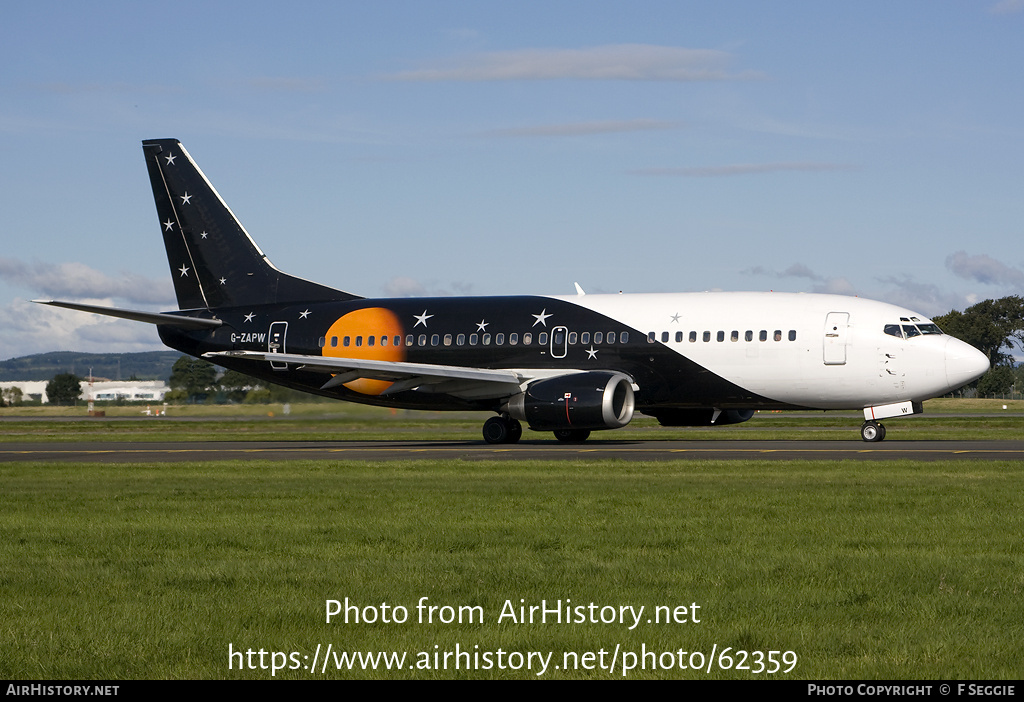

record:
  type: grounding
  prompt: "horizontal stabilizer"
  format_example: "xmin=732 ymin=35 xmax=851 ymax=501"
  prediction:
xmin=33 ymin=300 xmax=222 ymax=329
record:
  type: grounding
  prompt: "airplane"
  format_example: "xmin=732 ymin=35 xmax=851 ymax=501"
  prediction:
xmin=36 ymin=139 xmax=990 ymax=443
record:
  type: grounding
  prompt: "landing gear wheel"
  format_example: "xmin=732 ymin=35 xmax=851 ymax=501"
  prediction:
xmin=553 ymin=428 xmax=591 ymax=443
xmin=483 ymin=416 xmax=522 ymax=444
xmin=860 ymin=421 xmax=886 ymax=442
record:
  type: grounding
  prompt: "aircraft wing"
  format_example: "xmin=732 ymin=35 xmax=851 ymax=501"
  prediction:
xmin=203 ymin=350 xmax=527 ymax=399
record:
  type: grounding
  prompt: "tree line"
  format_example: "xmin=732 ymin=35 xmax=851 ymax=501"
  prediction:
xmin=932 ymin=296 xmax=1024 ymax=396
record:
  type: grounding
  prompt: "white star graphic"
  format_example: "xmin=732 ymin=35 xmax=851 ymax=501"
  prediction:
xmin=180 ymin=192 xmax=192 ymax=205
xmin=532 ymin=308 xmax=551 ymax=327
xmin=586 ymin=346 xmax=598 ymax=359
xmin=414 ymin=310 xmax=433 ymax=327
xmin=244 ymin=312 xmax=255 ymax=323
xmin=200 ymin=231 xmax=208 ymax=239
xmin=163 ymin=219 xmax=175 ymax=231
xmin=219 ymin=277 xmax=227 ymax=285
xmin=165 ymin=153 xmax=176 ymax=165
xmin=476 ymin=319 xmax=488 ymax=332
xmin=178 ymin=265 xmax=189 ymax=277
xmin=299 ymin=309 xmax=311 ymax=319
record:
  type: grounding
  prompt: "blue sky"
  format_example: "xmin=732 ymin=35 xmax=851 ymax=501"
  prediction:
xmin=2 ymin=1 xmax=1022 ymax=359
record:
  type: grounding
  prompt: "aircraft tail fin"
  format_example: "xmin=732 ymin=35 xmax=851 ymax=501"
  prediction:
xmin=142 ymin=139 xmax=360 ymax=311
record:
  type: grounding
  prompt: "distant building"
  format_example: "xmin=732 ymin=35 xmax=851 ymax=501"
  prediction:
xmin=0 ymin=380 xmax=170 ymax=404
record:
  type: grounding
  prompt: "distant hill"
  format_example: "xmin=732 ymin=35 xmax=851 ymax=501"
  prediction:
xmin=0 ymin=351 xmax=183 ymax=382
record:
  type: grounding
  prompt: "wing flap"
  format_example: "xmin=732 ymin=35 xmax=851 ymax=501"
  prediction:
xmin=203 ymin=350 xmax=526 ymax=398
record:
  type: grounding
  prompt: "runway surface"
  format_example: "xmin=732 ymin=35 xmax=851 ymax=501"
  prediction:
xmin=3 ymin=439 xmax=1024 ymax=462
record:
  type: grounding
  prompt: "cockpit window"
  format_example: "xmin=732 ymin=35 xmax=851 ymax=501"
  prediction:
xmin=885 ymin=321 xmax=943 ymax=338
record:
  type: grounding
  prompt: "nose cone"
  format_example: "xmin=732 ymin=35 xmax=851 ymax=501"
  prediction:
xmin=945 ymin=337 xmax=990 ymax=389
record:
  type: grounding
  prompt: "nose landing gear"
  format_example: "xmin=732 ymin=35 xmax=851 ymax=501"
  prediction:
xmin=860 ymin=421 xmax=886 ymax=442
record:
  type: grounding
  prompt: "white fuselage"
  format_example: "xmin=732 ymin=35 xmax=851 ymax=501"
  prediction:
xmin=557 ymin=291 xmax=988 ymax=410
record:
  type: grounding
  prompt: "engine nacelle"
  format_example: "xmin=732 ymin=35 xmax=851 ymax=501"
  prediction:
xmin=649 ymin=408 xmax=755 ymax=427
xmin=508 ymin=371 xmax=635 ymax=431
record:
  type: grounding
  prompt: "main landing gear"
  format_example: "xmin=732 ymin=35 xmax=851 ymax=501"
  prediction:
xmin=482 ymin=415 xmax=523 ymax=444
xmin=860 ymin=420 xmax=886 ymax=442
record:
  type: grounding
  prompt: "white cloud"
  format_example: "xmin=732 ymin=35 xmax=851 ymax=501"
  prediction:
xmin=380 ymin=276 xmax=473 ymax=298
xmin=0 ymin=258 xmax=174 ymax=306
xmin=990 ymin=0 xmax=1024 ymax=14
xmin=945 ymin=251 xmax=1024 ymax=288
xmin=388 ymin=45 xmax=761 ymax=82
xmin=0 ymin=298 xmax=164 ymax=360
xmin=874 ymin=275 xmax=969 ymax=316
xmin=743 ymin=262 xmax=856 ymax=296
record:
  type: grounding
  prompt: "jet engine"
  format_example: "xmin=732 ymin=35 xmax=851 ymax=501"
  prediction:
xmin=507 ymin=371 xmax=635 ymax=430
xmin=649 ymin=408 xmax=755 ymax=426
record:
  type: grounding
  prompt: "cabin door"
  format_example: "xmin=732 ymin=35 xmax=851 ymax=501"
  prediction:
xmin=269 ymin=321 xmax=288 ymax=370
xmin=823 ymin=312 xmax=849 ymax=365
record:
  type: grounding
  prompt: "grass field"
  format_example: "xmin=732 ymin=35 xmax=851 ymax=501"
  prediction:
xmin=3 ymin=457 xmax=1023 ymax=679
xmin=2 ymin=398 xmax=1024 ymax=443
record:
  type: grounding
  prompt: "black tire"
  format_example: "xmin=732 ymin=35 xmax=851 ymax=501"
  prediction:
xmin=860 ymin=421 xmax=885 ymax=442
xmin=483 ymin=416 xmax=509 ymax=444
xmin=507 ymin=418 xmax=523 ymax=443
xmin=553 ymin=428 xmax=591 ymax=443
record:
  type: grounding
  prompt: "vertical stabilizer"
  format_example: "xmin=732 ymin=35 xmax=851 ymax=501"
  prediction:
xmin=142 ymin=139 xmax=359 ymax=310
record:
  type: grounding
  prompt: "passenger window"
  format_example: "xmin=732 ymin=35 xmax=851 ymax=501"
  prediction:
xmin=789 ymin=330 xmax=797 ymax=341
xmin=457 ymin=334 xmax=465 ymax=346
xmin=608 ymin=332 xmax=616 ymax=344
xmin=566 ymin=332 xmax=575 ymax=345
xmin=745 ymin=330 xmax=753 ymax=342
xmin=330 ymin=336 xmax=338 ymax=348
xmin=510 ymin=333 xmax=519 ymax=345
xmin=539 ymin=332 xmax=548 ymax=345
xmin=482 ymin=333 xmax=491 ymax=345
xmin=661 ymin=331 xmax=669 ymax=343
xmin=497 ymin=333 xmax=506 ymax=345
xmin=380 ymin=335 xmax=388 ymax=347
xmin=470 ymin=333 xmax=478 ymax=345
xmin=689 ymin=331 xmax=697 ymax=342
xmin=676 ymin=331 xmax=684 ymax=343
xmin=431 ymin=334 xmax=439 ymax=346
xmin=418 ymin=334 xmax=427 ymax=346
xmin=355 ymin=336 xmax=362 ymax=347
xmin=395 ymin=335 xmax=402 ymax=347
xmin=443 ymin=334 xmax=452 ymax=346
xmin=774 ymin=330 xmax=782 ymax=341
xmin=594 ymin=332 xmax=603 ymax=344
xmin=648 ymin=332 xmax=656 ymax=343
xmin=731 ymin=331 xmax=739 ymax=342
xmin=580 ymin=332 xmax=590 ymax=345
xmin=717 ymin=331 xmax=725 ymax=342
xmin=318 ymin=336 xmax=326 ymax=348
xmin=367 ymin=336 xmax=375 ymax=347
xmin=703 ymin=331 xmax=711 ymax=342
xmin=523 ymin=333 xmax=532 ymax=345
xmin=621 ymin=332 xmax=628 ymax=343
xmin=759 ymin=330 xmax=767 ymax=342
